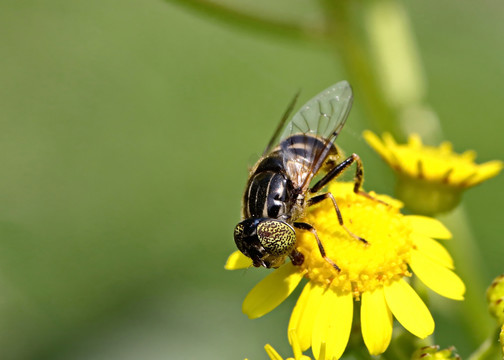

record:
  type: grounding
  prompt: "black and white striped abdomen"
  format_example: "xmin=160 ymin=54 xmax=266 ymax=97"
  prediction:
xmin=244 ymin=171 xmax=291 ymax=219
xmin=280 ymin=134 xmax=328 ymax=162
xmin=243 ymin=134 xmax=337 ymax=220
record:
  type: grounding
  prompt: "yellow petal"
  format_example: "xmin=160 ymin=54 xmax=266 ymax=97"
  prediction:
xmin=316 ymin=342 xmax=327 ymax=360
xmin=384 ymin=279 xmax=434 ymax=339
xmin=224 ymin=251 xmax=252 ymax=270
xmin=361 ymin=288 xmax=393 ymax=355
xmin=287 ymin=330 xmax=305 ymax=360
xmin=439 ymin=141 xmax=453 ymax=154
xmin=406 ymin=215 xmax=452 ymax=239
xmin=393 ymin=149 xmax=418 ymax=176
xmin=408 ymin=133 xmax=422 ymax=148
xmin=289 ymin=282 xmax=325 ymax=351
xmin=410 ymin=250 xmax=465 ymax=300
xmin=411 ymin=233 xmax=454 ymax=269
xmin=460 ymin=149 xmax=476 ymax=160
xmin=289 ymin=283 xmax=311 ymax=335
xmin=466 ymin=160 xmax=503 ymax=186
xmin=363 ymin=130 xmax=395 ymax=166
xmin=242 ymin=262 xmax=304 ymax=319
xmin=264 ymin=344 xmax=283 ymax=360
xmin=312 ymin=290 xmax=353 ymax=360
xmin=382 ymin=132 xmax=397 ymax=147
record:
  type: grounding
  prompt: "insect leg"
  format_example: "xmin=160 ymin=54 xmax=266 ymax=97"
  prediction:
xmin=293 ymin=221 xmax=341 ymax=272
xmin=310 ymin=154 xmax=386 ymax=204
xmin=309 ymin=153 xmax=362 ymax=194
xmin=308 ymin=192 xmax=368 ymax=244
xmin=289 ymin=249 xmax=305 ymax=266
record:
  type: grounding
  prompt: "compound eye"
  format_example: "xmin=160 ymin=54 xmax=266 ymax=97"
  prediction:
xmin=233 ymin=222 xmax=249 ymax=255
xmin=257 ymin=220 xmax=296 ymax=256
xmin=234 ymin=223 xmax=244 ymax=240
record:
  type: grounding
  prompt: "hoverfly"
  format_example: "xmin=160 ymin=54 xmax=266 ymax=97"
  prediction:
xmin=233 ymin=81 xmax=368 ymax=271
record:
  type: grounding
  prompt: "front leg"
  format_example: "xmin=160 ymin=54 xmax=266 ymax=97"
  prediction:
xmin=289 ymin=248 xmax=304 ymax=266
xmin=308 ymin=192 xmax=368 ymax=245
xmin=293 ymin=222 xmax=340 ymax=272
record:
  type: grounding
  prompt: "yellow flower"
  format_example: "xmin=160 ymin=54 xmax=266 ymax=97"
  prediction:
xmin=226 ymin=182 xmax=465 ymax=359
xmin=363 ymin=131 xmax=503 ymax=215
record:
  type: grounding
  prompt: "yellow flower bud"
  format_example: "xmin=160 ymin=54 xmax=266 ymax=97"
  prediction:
xmin=487 ymin=274 xmax=504 ymax=324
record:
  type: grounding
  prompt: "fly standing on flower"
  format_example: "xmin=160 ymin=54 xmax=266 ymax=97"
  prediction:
xmin=234 ymin=80 xmax=370 ymax=271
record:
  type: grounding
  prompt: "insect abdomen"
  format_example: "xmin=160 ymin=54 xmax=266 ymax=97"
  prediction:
xmin=243 ymin=135 xmax=336 ymax=220
xmin=280 ymin=134 xmax=335 ymax=166
xmin=245 ymin=171 xmax=291 ymax=219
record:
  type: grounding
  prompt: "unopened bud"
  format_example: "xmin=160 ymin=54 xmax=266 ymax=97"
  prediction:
xmin=411 ymin=345 xmax=461 ymax=360
xmin=487 ymin=274 xmax=504 ymax=324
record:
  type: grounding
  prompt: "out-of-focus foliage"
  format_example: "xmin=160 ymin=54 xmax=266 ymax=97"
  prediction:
xmin=0 ymin=0 xmax=502 ymax=359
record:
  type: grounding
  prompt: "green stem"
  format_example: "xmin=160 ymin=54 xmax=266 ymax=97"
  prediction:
xmin=166 ymin=0 xmax=327 ymax=44
xmin=468 ymin=327 xmax=501 ymax=360
xmin=438 ymin=208 xmax=494 ymax=344
xmin=319 ymin=0 xmax=401 ymax=137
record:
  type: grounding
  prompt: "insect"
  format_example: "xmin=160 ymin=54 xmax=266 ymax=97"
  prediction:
xmin=233 ymin=80 xmax=369 ymax=271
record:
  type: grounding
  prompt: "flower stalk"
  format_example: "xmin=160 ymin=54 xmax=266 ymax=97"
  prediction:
xmin=320 ymin=0 xmax=401 ymax=137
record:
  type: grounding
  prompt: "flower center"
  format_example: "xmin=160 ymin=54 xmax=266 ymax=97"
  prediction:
xmin=296 ymin=183 xmax=413 ymax=297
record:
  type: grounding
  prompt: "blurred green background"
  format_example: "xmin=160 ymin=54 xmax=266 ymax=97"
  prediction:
xmin=0 ymin=0 xmax=502 ymax=359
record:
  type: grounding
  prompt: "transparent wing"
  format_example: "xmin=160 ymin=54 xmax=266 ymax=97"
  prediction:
xmin=279 ymin=80 xmax=353 ymax=190
xmin=262 ymin=91 xmax=300 ymax=157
